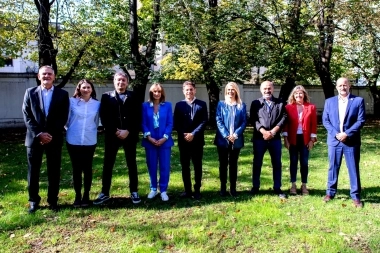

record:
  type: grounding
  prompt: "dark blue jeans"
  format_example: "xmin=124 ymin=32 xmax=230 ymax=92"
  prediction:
xmin=252 ymin=139 xmax=282 ymax=189
xmin=289 ymin=134 xmax=309 ymax=183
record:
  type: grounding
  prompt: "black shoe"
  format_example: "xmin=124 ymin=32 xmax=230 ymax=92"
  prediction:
xmin=219 ymin=190 xmax=228 ymax=197
xmin=73 ymin=199 xmax=81 ymax=208
xmin=180 ymin=192 xmax=193 ymax=198
xmin=250 ymin=187 xmax=260 ymax=195
xmin=81 ymin=196 xmax=91 ymax=207
xmin=193 ymin=192 xmax=202 ymax=200
xmin=274 ymin=189 xmax=287 ymax=199
xmin=131 ymin=192 xmax=141 ymax=204
xmin=93 ymin=193 xmax=110 ymax=205
xmin=49 ymin=204 xmax=59 ymax=212
xmin=28 ymin=202 xmax=39 ymax=214
xmin=230 ymin=190 xmax=238 ymax=197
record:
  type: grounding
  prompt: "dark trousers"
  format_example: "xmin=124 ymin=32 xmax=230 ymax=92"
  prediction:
xmin=327 ymin=143 xmax=361 ymax=200
xmin=217 ymin=145 xmax=241 ymax=191
xmin=101 ymin=136 xmax=138 ymax=195
xmin=66 ymin=143 xmax=96 ymax=199
xmin=252 ymin=139 xmax=282 ymax=189
xmin=289 ymin=134 xmax=309 ymax=183
xmin=179 ymin=143 xmax=204 ymax=193
xmin=26 ymin=141 xmax=62 ymax=205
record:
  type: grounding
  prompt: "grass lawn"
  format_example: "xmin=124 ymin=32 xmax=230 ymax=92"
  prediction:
xmin=0 ymin=124 xmax=380 ymax=252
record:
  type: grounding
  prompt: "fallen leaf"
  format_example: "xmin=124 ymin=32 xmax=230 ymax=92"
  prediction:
xmin=231 ymin=228 xmax=236 ymax=235
xmin=23 ymin=233 xmax=31 ymax=238
xmin=110 ymin=226 xmax=115 ymax=232
xmin=10 ymin=233 xmax=15 ymax=239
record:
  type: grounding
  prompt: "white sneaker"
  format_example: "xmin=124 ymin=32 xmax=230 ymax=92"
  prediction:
xmin=161 ymin=191 xmax=169 ymax=201
xmin=147 ymin=190 xmax=158 ymax=199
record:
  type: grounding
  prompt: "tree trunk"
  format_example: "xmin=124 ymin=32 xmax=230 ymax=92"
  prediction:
xmin=35 ymin=0 xmax=57 ymax=74
xmin=129 ymin=0 xmax=161 ymax=104
xmin=279 ymin=77 xmax=295 ymax=102
xmin=369 ymin=84 xmax=380 ymax=117
xmin=312 ymin=0 xmax=335 ymax=99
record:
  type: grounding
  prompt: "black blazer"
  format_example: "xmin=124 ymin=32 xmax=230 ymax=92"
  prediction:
xmin=250 ymin=96 xmax=287 ymax=140
xmin=100 ymin=90 xmax=141 ymax=143
xmin=174 ymin=99 xmax=208 ymax=146
xmin=22 ymin=86 xmax=69 ymax=147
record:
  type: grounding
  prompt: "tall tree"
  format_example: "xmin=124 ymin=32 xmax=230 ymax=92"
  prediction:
xmin=338 ymin=0 xmax=380 ymax=115
xmin=310 ymin=0 xmax=336 ymax=99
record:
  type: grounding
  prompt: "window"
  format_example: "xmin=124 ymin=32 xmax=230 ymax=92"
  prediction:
xmin=4 ymin=58 xmax=13 ymax=67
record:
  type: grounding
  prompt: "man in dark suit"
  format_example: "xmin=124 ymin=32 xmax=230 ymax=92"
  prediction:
xmin=174 ymin=81 xmax=208 ymax=199
xmin=93 ymin=72 xmax=141 ymax=205
xmin=250 ymin=81 xmax=287 ymax=199
xmin=322 ymin=77 xmax=365 ymax=207
xmin=22 ymin=65 xmax=69 ymax=213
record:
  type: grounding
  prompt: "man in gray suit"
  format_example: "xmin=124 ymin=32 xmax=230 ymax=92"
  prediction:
xmin=22 ymin=65 xmax=69 ymax=213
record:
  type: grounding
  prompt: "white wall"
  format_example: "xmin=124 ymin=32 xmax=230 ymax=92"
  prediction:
xmin=0 ymin=74 xmax=374 ymax=128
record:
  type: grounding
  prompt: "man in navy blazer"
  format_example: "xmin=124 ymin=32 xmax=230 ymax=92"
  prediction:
xmin=22 ymin=65 xmax=69 ymax=213
xmin=174 ymin=81 xmax=208 ymax=199
xmin=322 ymin=77 xmax=365 ymax=207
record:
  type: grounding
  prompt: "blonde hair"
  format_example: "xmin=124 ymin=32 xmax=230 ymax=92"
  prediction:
xmin=287 ymin=85 xmax=311 ymax=104
xmin=148 ymin=83 xmax=166 ymax=102
xmin=224 ymin=82 xmax=243 ymax=108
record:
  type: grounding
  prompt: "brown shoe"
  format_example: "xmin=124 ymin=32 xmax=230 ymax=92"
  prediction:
xmin=353 ymin=199 xmax=363 ymax=208
xmin=289 ymin=184 xmax=297 ymax=195
xmin=323 ymin=195 xmax=334 ymax=202
xmin=301 ymin=185 xmax=309 ymax=195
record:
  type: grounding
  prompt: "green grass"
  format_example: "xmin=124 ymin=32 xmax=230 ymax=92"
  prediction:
xmin=1 ymin=125 xmax=380 ymax=252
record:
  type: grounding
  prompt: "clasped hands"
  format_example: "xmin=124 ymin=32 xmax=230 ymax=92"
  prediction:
xmin=226 ymin=135 xmax=237 ymax=143
xmin=184 ymin=133 xmax=194 ymax=142
xmin=147 ymin=136 xmax=166 ymax=146
xmin=262 ymin=130 xmax=274 ymax=140
xmin=39 ymin=132 xmax=52 ymax=145
xmin=115 ymin=128 xmax=129 ymax=139
xmin=336 ymin=132 xmax=348 ymax=142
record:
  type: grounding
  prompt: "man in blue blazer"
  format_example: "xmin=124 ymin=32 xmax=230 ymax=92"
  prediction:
xmin=174 ymin=81 xmax=208 ymax=199
xmin=22 ymin=66 xmax=69 ymax=213
xmin=322 ymin=77 xmax=366 ymax=208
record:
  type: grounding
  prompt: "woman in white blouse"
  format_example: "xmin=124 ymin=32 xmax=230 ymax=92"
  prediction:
xmin=66 ymin=79 xmax=100 ymax=207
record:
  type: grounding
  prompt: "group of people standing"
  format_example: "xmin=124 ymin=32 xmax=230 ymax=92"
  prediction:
xmin=22 ymin=65 xmax=366 ymax=214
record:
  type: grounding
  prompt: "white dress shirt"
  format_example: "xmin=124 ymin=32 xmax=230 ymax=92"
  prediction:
xmin=41 ymin=86 xmax=54 ymax=116
xmin=66 ymin=97 xmax=100 ymax=145
xmin=338 ymin=94 xmax=349 ymax=133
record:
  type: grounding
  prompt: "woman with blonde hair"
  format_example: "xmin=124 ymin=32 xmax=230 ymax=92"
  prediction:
xmin=214 ymin=82 xmax=247 ymax=197
xmin=283 ymin=85 xmax=317 ymax=195
xmin=141 ymin=83 xmax=174 ymax=201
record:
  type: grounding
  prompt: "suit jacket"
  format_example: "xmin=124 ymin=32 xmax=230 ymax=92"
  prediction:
xmin=174 ymin=99 xmax=208 ymax=146
xmin=141 ymin=101 xmax=174 ymax=149
xmin=214 ymin=101 xmax=247 ymax=149
xmin=283 ymin=102 xmax=317 ymax=146
xmin=322 ymin=94 xmax=365 ymax=147
xmin=22 ymin=86 xmax=69 ymax=147
xmin=250 ymin=96 xmax=287 ymax=140
xmin=100 ymin=90 xmax=141 ymax=143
